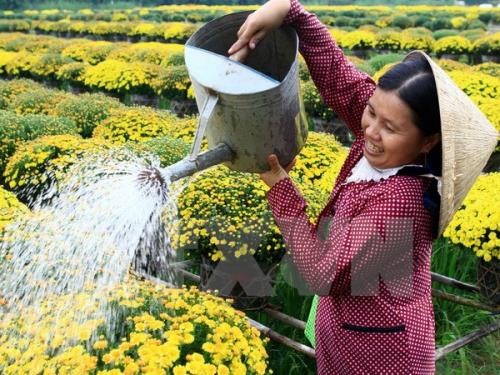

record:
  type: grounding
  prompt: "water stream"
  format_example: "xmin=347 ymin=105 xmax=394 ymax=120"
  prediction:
xmin=0 ymin=149 xmax=185 ymax=346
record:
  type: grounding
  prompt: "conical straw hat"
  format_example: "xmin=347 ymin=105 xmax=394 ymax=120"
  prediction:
xmin=403 ymin=51 xmax=498 ymax=236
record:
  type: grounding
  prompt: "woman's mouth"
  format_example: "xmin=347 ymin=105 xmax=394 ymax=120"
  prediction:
xmin=365 ymin=140 xmax=383 ymax=155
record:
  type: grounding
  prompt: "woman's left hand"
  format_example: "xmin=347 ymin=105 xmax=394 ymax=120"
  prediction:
xmin=260 ymin=154 xmax=296 ymax=188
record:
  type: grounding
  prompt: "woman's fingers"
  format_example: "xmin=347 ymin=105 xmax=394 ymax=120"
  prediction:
xmin=237 ymin=21 xmax=248 ymax=38
xmin=228 ymin=37 xmax=249 ymax=56
xmin=249 ymin=29 xmax=267 ymax=49
xmin=229 ymin=17 xmax=262 ymax=55
xmin=228 ymin=45 xmax=250 ymax=62
xmin=267 ymin=154 xmax=282 ymax=172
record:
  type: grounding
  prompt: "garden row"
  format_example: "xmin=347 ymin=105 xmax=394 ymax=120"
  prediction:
xmin=0 ymin=32 xmax=498 ymax=136
xmin=0 ymin=19 xmax=498 ymax=58
xmin=0 ymin=78 xmax=498 ymax=266
xmin=0 ymin=33 xmax=191 ymax=100
xmin=0 ymin=4 xmax=498 ymax=31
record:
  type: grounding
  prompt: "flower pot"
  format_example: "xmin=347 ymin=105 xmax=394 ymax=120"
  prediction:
xmin=129 ymin=93 xmax=160 ymax=108
xmin=440 ymin=53 xmax=460 ymax=61
xmin=481 ymin=55 xmax=500 ymax=63
xmin=351 ymin=49 xmax=368 ymax=59
xmin=168 ymin=99 xmax=197 ymax=116
xmin=199 ymin=254 xmax=279 ymax=310
xmin=477 ymin=257 xmax=500 ymax=306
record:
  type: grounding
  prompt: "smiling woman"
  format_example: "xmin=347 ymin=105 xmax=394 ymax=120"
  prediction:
xmin=361 ymin=57 xmax=441 ymax=171
xmin=228 ymin=0 xmax=497 ymax=374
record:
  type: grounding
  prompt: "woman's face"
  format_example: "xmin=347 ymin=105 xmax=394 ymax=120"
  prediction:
xmin=360 ymin=88 xmax=440 ymax=169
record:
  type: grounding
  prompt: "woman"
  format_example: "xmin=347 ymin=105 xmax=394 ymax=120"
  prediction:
xmin=229 ymin=0 xmax=497 ymax=374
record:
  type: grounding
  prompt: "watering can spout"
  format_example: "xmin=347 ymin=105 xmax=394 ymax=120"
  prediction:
xmin=138 ymin=143 xmax=234 ymax=191
xmin=166 ymin=143 xmax=234 ymax=183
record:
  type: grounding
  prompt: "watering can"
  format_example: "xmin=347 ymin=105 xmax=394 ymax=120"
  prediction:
xmin=140 ymin=12 xmax=308 ymax=186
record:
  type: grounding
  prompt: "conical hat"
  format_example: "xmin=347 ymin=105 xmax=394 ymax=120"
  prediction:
xmin=403 ymin=51 xmax=498 ymax=236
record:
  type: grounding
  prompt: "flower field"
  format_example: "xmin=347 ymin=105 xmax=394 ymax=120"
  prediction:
xmin=0 ymin=3 xmax=499 ymax=374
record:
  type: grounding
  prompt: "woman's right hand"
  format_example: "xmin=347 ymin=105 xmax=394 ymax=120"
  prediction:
xmin=228 ymin=0 xmax=291 ymax=62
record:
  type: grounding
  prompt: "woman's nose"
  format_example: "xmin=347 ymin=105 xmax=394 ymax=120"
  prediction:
xmin=365 ymin=121 xmax=381 ymax=140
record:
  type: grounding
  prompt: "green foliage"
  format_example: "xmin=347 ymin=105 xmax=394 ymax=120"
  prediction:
xmin=54 ymin=92 xmax=122 ymax=138
xmin=431 ymin=238 xmax=500 ymax=375
xmin=434 ymin=36 xmax=472 ymax=55
xmin=466 ymin=19 xmax=487 ymax=31
xmin=55 ymin=61 xmax=88 ymax=82
xmin=92 ymin=106 xmax=183 ymax=143
xmin=433 ymin=29 xmax=459 ymax=40
xmin=134 ymin=135 xmax=190 ymax=167
xmin=0 ymin=110 xmax=79 ymax=176
xmin=163 ymin=51 xmax=185 ymax=67
xmin=0 ymin=186 xmax=29 ymax=236
xmin=459 ymin=28 xmax=487 ymax=42
xmin=0 ymin=79 xmax=43 ymax=109
xmin=160 ymin=65 xmax=191 ymax=100
xmin=302 ymin=80 xmax=334 ymax=122
xmin=3 ymin=134 xmax=110 ymax=205
xmin=30 ymin=53 xmax=74 ymax=78
xmin=390 ymin=15 xmax=413 ymax=29
xmin=367 ymin=53 xmax=405 ymax=72
xmin=8 ymin=87 xmax=70 ymax=116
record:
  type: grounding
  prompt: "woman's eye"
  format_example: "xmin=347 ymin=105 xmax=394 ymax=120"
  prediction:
xmin=385 ymin=125 xmax=395 ymax=132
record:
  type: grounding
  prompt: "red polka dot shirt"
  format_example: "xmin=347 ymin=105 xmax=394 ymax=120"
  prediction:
xmin=266 ymin=1 xmax=437 ymax=373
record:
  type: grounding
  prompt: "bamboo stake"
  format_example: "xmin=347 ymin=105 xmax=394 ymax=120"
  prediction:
xmin=435 ymin=320 xmax=500 ymax=360
xmin=130 ymin=269 xmax=175 ymax=288
xmin=432 ymin=289 xmax=499 ymax=313
xmin=179 ymin=268 xmax=200 ymax=283
xmin=262 ymin=307 xmax=306 ymax=331
xmin=248 ymin=317 xmax=316 ymax=358
xmin=431 ymin=272 xmax=480 ymax=293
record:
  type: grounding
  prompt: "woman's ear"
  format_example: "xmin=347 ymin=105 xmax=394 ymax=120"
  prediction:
xmin=422 ymin=133 xmax=441 ymax=153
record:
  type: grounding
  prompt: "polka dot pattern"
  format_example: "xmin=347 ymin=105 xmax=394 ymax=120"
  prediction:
xmin=266 ymin=1 xmax=436 ymax=373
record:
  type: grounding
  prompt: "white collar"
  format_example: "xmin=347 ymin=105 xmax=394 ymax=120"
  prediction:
xmin=345 ymin=156 xmax=442 ymax=195
xmin=345 ymin=156 xmax=442 ymax=196
xmin=345 ymin=156 xmax=413 ymax=183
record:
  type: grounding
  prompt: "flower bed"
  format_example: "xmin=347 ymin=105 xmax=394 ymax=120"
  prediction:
xmin=0 ymin=186 xmax=29 ymax=236
xmin=0 ymin=277 xmax=270 ymax=374
xmin=444 ymin=173 xmax=500 ymax=262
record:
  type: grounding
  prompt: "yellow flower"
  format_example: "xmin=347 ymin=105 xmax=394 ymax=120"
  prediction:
xmin=92 ymin=340 xmax=108 ymax=350
xmin=173 ymin=365 xmax=187 ymax=375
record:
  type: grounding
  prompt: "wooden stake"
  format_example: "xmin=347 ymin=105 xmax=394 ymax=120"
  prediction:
xmin=431 ymin=272 xmax=480 ymax=293
xmin=262 ymin=307 xmax=306 ymax=331
xmin=248 ymin=317 xmax=315 ymax=358
xmin=432 ymin=289 xmax=500 ymax=313
xmin=435 ymin=320 xmax=500 ymax=360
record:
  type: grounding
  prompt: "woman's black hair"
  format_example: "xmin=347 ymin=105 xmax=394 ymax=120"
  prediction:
xmin=378 ymin=54 xmax=442 ymax=176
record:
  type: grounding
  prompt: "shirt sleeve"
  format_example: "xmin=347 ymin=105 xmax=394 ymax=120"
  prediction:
xmin=284 ymin=0 xmax=376 ymax=139
xmin=267 ymin=177 xmax=419 ymax=297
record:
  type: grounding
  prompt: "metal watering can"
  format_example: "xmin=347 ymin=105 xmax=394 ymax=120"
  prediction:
xmin=140 ymin=12 xmax=308 ymax=186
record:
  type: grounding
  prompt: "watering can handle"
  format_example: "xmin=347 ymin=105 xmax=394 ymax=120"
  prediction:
xmin=190 ymin=93 xmax=219 ymax=160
